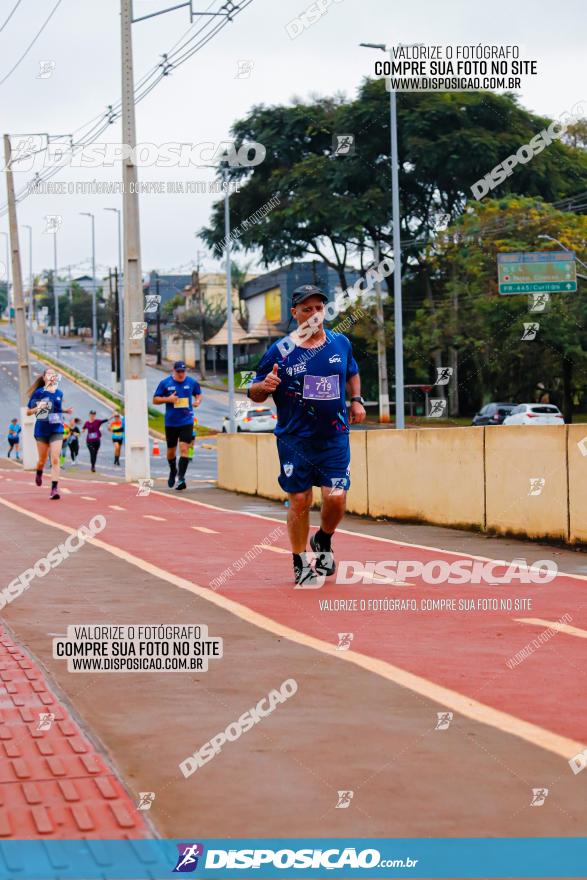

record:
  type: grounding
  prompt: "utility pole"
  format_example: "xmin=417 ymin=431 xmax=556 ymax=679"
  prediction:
xmin=4 ymin=135 xmax=34 ymax=468
xmin=80 ymin=212 xmax=98 ymax=379
xmin=0 ymin=231 xmax=11 ymax=322
xmin=155 ymin=274 xmax=162 ymax=365
xmin=223 ymin=164 xmax=235 ymax=433
xmin=192 ymin=262 xmax=206 ymax=379
xmin=114 ymin=267 xmax=121 ymax=388
xmin=53 ymin=229 xmax=60 ymax=358
xmin=121 ymin=0 xmax=150 ymax=481
xmin=22 ymin=224 xmax=34 ymax=344
xmin=67 ymin=264 xmax=74 ymax=333
xmin=373 ymin=240 xmax=390 ymax=422
xmin=105 ymin=207 xmax=124 ymax=384
xmin=108 ymin=269 xmax=116 ymax=386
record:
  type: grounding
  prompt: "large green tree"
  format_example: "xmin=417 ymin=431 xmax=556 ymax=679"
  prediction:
xmin=200 ymin=83 xmax=587 ymax=289
xmin=408 ymin=196 xmax=587 ymax=420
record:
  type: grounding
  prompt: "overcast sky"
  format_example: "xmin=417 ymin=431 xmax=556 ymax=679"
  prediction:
xmin=0 ymin=0 xmax=584 ymax=283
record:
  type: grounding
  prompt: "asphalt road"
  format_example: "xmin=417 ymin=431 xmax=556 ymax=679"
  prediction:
xmin=1 ymin=324 xmax=233 ymax=432
xmin=0 ymin=341 xmax=217 ymax=485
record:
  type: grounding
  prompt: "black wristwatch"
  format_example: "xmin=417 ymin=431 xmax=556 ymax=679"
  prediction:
xmin=351 ymin=396 xmax=365 ymax=405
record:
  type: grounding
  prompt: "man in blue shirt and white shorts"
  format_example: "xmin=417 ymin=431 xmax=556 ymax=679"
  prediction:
xmin=248 ymin=285 xmax=366 ymax=587
xmin=153 ymin=360 xmax=202 ymax=490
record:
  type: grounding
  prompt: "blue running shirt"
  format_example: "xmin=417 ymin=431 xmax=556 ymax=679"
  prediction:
xmin=252 ymin=330 xmax=359 ymax=439
xmin=28 ymin=388 xmax=65 ymax=439
xmin=154 ymin=375 xmax=201 ymax=427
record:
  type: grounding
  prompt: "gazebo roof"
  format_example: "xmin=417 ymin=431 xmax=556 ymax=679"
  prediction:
xmin=241 ymin=318 xmax=283 ymax=342
xmin=203 ymin=311 xmax=252 ymax=346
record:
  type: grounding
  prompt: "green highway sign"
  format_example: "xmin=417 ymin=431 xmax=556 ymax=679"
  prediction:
xmin=497 ymin=252 xmax=577 ymax=295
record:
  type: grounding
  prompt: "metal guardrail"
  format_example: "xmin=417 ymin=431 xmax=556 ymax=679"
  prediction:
xmin=33 ymin=348 xmax=125 ymax=404
xmin=26 ymin=346 xmax=162 ymax=418
xmin=0 ymin=331 xmax=167 ymax=439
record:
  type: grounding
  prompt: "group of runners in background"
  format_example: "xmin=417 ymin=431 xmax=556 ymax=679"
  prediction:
xmin=8 ymin=358 xmax=201 ymax=501
xmin=6 ymin=284 xmax=363 ymax=585
xmin=3 ymin=367 xmax=129 ymax=500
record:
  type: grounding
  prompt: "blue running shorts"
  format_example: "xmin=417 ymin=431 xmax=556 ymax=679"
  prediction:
xmin=276 ymin=433 xmax=351 ymax=494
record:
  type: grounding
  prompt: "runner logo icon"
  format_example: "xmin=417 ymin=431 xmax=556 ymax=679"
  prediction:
xmin=37 ymin=712 xmax=55 ymax=731
xmin=328 ymin=354 xmax=342 ymax=363
xmin=137 ymin=791 xmax=156 ymax=810
xmin=284 ymin=462 xmax=294 ymax=477
xmin=435 ymin=711 xmax=453 ymax=730
xmin=173 ymin=843 xmax=205 ymax=872
xmin=530 ymin=788 xmax=549 ymax=807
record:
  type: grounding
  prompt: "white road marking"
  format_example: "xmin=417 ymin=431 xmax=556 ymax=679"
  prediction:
xmin=0 ymin=493 xmax=582 ymax=764
xmin=255 ymin=544 xmax=289 ymax=554
xmin=155 ymin=491 xmax=587 ymax=583
xmin=516 ymin=618 xmax=587 ymax=640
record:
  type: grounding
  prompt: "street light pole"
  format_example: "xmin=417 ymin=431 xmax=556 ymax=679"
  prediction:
xmin=373 ymin=239 xmax=390 ymax=422
xmin=223 ymin=164 xmax=236 ymax=433
xmin=389 ymin=80 xmax=405 ymax=428
xmin=537 ymin=234 xmax=587 ymax=276
xmin=22 ymin=224 xmax=33 ymax=344
xmin=105 ymin=207 xmax=124 ymax=383
xmin=53 ymin=228 xmax=60 ymax=358
xmin=360 ymin=42 xmax=406 ymax=428
xmin=0 ymin=232 xmax=10 ymax=321
xmin=80 ymin=211 xmax=98 ymax=379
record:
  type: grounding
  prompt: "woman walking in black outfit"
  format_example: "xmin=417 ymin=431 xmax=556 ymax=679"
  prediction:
xmin=82 ymin=409 xmax=109 ymax=472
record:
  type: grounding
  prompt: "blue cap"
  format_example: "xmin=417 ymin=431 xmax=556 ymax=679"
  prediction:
xmin=173 ymin=360 xmax=187 ymax=371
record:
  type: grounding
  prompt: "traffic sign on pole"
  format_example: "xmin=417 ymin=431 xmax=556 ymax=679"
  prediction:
xmin=497 ymin=252 xmax=577 ymax=294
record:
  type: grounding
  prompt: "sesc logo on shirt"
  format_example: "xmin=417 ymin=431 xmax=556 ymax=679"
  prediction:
xmin=286 ymin=363 xmax=307 ymax=376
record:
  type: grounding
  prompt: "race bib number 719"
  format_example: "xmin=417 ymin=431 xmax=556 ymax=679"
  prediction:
xmin=302 ymin=374 xmax=340 ymax=400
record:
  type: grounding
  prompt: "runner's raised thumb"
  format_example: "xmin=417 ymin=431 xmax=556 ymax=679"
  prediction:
xmin=271 ymin=364 xmax=279 ymax=375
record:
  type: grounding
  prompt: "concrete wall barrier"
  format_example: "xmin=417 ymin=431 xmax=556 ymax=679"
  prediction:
xmin=256 ymin=434 xmax=287 ymax=502
xmin=217 ymin=425 xmax=582 ymax=544
xmin=367 ymin=427 xmax=485 ymax=528
xmin=568 ymin=425 xmax=587 ymax=544
xmin=485 ymin=425 xmax=568 ymax=542
xmin=346 ymin=431 xmax=368 ymax=516
xmin=217 ymin=433 xmax=258 ymax=495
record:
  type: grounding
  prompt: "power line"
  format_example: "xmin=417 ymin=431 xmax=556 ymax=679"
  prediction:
xmin=0 ymin=0 xmax=63 ymax=87
xmin=0 ymin=0 xmax=24 ymax=34
xmin=0 ymin=0 xmax=253 ymax=213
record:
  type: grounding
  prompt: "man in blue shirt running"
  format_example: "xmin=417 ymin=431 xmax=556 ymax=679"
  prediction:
xmin=248 ymin=285 xmax=366 ymax=587
xmin=153 ymin=360 xmax=202 ymax=490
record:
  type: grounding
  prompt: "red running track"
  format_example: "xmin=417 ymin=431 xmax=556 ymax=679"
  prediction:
xmin=1 ymin=469 xmax=586 ymax=749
